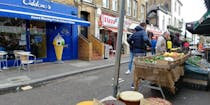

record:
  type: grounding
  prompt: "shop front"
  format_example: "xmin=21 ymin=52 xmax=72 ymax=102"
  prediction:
xmin=0 ymin=0 xmax=90 ymax=66
xmin=146 ymin=25 xmax=163 ymax=40
xmin=99 ymin=14 xmax=127 ymax=51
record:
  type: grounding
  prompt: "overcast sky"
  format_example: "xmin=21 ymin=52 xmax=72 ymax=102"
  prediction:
xmin=181 ymin=0 xmax=207 ymax=22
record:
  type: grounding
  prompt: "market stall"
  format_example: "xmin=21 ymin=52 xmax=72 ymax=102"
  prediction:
xmin=133 ymin=52 xmax=190 ymax=94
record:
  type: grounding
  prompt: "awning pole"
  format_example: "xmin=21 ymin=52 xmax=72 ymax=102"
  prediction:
xmin=113 ymin=0 xmax=125 ymax=97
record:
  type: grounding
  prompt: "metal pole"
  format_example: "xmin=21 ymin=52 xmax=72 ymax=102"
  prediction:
xmin=113 ymin=0 xmax=125 ymax=97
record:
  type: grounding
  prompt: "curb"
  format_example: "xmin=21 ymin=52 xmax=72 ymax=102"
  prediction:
xmin=0 ymin=60 xmax=129 ymax=92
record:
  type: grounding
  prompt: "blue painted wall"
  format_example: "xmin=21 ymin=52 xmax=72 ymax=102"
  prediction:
xmin=46 ymin=22 xmax=78 ymax=62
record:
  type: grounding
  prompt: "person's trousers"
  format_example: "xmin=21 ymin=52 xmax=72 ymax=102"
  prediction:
xmin=151 ymin=48 xmax=156 ymax=55
xmin=128 ymin=52 xmax=134 ymax=72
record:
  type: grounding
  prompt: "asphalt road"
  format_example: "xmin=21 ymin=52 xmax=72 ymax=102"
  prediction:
xmin=0 ymin=63 xmax=209 ymax=105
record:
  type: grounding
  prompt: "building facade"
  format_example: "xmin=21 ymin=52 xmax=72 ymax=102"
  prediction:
xmin=0 ymin=0 xmax=89 ymax=66
xmin=95 ymin=0 xmax=147 ymax=54
xmin=73 ymin=0 xmax=147 ymax=55
xmin=147 ymin=0 xmax=183 ymax=35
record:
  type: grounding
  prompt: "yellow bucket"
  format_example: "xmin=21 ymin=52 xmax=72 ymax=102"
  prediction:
xmin=76 ymin=101 xmax=93 ymax=105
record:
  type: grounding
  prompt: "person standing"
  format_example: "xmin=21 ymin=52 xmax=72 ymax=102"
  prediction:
xmin=156 ymin=32 xmax=170 ymax=54
xmin=167 ymin=38 xmax=172 ymax=52
xmin=125 ymin=22 xmax=151 ymax=75
xmin=151 ymin=36 xmax=157 ymax=55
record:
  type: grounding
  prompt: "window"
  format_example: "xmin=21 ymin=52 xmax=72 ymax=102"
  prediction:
xmin=112 ymin=0 xmax=117 ymax=11
xmin=140 ymin=5 xmax=145 ymax=21
xmin=0 ymin=17 xmax=47 ymax=59
xmin=127 ymin=0 xmax=131 ymax=16
xmin=153 ymin=0 xmax=156 ymax=4
xmin=0 ymin=17 xmax=26 ymax=60
xmin=83 ymin=0 xmax=92 ymax=3
xmin=162 ymin=16 xmax=165 ymax=31
xmin=103 ymin=0 xmax=109 ymax=8
xmin=174 ymin=1 xmax=176 ymax=12
xmin=174 ymin=17 xmax=176 ymax=26
xmin=80 ymin=11 xmax=89 ymax=38
xmin=133 ymin=0 xmax=137 ymax=17
xmin=178 ymin=6 xmax=181 ymax=16
xmin=168 ymin=18 xmax=171 ymax=25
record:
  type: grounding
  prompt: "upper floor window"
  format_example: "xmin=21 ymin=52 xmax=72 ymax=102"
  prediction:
xmin=127 ymin=0 xmax=131 ymax=16
xmin=168 ymin=18 xmax=171 ymax=25
xmin=178 ymin=6 xmax=181 ymax=16
xmin=174 ymin=1 xmax=176 ymax=12
xmin=140 ymin=5 xmax=145 ymax=21
xmin=112 ymin=0 xmax=118 ymax=11
xmin=162 ymin=16 xmax=165 ymax=30
xmin=153 ymin=0 xmax=156 ymax=4
xmin=133 ymin=0 xmax=137 ymax=17
xmin=83 ymin=0 xmax=92 ymax=3
xmin=103 ymin=0 xmax=109 ymax=8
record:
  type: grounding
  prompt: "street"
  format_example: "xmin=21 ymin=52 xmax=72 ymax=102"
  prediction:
xmin=0 ymin=63 xmax=209 ymax=105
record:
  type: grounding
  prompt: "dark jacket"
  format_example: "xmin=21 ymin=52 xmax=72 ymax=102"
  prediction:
xmin=127 ymin=26 xmax=151 ymax=53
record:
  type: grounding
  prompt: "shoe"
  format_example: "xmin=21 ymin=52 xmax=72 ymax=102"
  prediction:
xmin=131 ymin=84 xmax=134 ymax=89
xmin=125 ymin=70 xmax=131 ymax=75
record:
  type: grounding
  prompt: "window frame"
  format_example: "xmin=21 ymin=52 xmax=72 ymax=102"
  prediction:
xmin=140 ymin=4 xmax=145 ymax=21
xmin=82 ymin=0 xmax=92 ymax=3
xmin=174 ymin=1 xmax=176 ymax=12
xmin=178 ymin=5 xmax=181 ymax=16
xmin=133 ymin=0 xmax=137 ymax=17
xmin=112 ymin=0 xmax=118 ymax=11
xmin=103 ymin=0 xmax=110 ymax=8
xmin=127 ymin=0 xmax=131 ymax=16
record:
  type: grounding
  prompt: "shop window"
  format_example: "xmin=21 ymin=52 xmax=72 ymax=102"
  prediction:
xmin=80 ymin=11 xmax=89 ymax=38
xmin=0 ymin=17 xmax=26 ymax=60
xmin=30 ymin=20 xmax=47 ymax=58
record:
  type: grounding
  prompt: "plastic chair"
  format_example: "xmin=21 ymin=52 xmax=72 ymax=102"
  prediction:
xmin=13 ymin=50 xmax=24 ymax=67
xmin=19 ymin=53 xmax=36 ymax=72
xmin=0 ymin=51 xmax=8 ymax=71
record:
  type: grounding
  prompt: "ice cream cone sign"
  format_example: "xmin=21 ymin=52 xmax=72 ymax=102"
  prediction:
xmin=53 ymin=34 xmax=65 ymax=63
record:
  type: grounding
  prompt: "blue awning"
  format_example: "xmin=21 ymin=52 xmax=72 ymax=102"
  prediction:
xmin=0 ymin=1 xmax=90 ymax=26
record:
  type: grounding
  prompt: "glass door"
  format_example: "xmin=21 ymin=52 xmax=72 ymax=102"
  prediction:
xmin=30 ymin=20 xmax=47 ymax=58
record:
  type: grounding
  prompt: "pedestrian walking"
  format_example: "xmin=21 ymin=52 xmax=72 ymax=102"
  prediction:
xmin=151 ymin=36 xmax=157 ymax=55
xmin=156 ymin=32 xmax=170 ymax=54
xmin=125 ymin=22 xmax=151 ymax=75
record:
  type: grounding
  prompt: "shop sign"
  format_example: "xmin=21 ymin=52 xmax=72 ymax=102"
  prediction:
xmin=22 ymin=0 xmax=51 ymax=10
xmin=31 ymin=16 xmax=74 ymax=24
xmin=100 ymin=14 xmax=118 ymax=28
xmin=124 ymin=19 xmax=132 ymax=28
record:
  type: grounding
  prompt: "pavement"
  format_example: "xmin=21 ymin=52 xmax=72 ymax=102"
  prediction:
xmin=0 ymin=55 xmax=129 ymax=92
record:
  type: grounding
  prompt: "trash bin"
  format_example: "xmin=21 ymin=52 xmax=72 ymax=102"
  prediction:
xmin=104 ymin=44 xmax=110 ymax=59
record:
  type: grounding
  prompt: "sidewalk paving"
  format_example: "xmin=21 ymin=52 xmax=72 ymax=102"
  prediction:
xmin=0 ymin=55 xmax=129 ymax=91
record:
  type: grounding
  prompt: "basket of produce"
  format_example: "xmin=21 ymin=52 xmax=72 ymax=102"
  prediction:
xmin=133 ymin=53 xmax=190 ymax=94
xmin=135 ymin=55 xmax=175 ymax=69
xmin=184 ymin=56 xmax=210 ymax=90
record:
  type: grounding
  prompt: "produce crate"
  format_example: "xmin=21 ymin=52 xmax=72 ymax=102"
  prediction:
xmin=184 ymin=63 xmax=210 ymax=90
xmin=133 ymin=53 xmax=190 ymax=94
